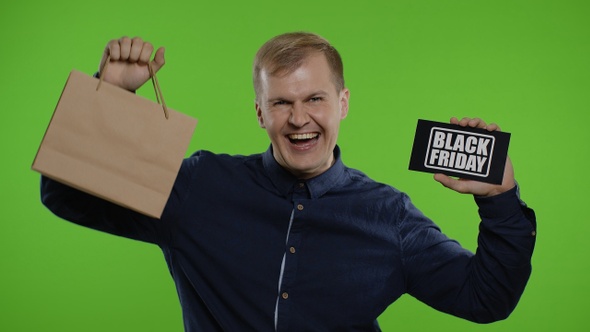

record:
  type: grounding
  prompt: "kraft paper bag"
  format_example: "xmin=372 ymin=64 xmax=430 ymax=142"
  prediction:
xmin=32 ymin=68 xmax=197 ymax=218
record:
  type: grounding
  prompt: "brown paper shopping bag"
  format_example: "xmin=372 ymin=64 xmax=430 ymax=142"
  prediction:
xmin=32 ymin=62 xmax=197 ymax=218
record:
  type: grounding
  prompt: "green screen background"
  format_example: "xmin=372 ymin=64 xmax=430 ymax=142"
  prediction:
xmin=2 ymin=0 xmax=588 ymax=331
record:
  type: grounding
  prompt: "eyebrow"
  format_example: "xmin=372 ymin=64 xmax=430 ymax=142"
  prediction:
xmin=266 ymin=90 xmax=329 ymax=104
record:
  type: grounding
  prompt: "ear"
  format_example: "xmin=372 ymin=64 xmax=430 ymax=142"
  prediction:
xmin=255 ymin=101 xmax=266 ymax=128
xmin=339 ymin=88 xmax=350 ymax=120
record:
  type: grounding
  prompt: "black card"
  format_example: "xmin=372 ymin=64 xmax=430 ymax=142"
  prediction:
xmin=408 ymin=119 xmax=510 ymax=184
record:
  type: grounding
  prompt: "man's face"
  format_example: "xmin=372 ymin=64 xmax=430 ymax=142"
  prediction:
xmin=256 ymin=53 xmax=350 ymax=179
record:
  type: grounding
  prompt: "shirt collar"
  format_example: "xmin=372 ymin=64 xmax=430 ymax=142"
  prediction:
xmin=262 ymin=145 xmax=346 ymax=199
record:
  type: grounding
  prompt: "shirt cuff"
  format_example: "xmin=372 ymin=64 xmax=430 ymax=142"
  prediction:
xmin=474 ymin=185 xmax=524 ymax=219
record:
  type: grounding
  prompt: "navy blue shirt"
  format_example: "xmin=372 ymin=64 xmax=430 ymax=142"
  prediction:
xmin=41 ymin=146 xmax=536 ymax=331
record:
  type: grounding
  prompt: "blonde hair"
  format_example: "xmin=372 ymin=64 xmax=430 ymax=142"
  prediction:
xmin=253 ymin=32 xmax=345 ymax=100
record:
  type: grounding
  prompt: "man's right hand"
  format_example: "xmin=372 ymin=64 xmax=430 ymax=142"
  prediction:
xmin=99 ymin=36 xmax=165 ymax=91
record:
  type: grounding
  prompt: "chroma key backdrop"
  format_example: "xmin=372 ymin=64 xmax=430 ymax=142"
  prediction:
xmin=1 ymin=0 xmax=588 ymax=331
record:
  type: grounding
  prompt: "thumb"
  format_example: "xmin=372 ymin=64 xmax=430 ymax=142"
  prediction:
xmin=150 ymin=47 xmax=166 ymax=73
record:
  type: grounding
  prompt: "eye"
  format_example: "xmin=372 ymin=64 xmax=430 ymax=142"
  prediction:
xmin=273 ymin=100 xmax=288 ymax=106
xmin=309 ymin=96 xmax=323 ymax=102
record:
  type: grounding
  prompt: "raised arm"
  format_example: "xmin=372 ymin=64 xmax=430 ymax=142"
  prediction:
xmin=39 ymin=36 xmax=170 ymax=245
xmin=403 ymin=117 xmax=536 ymax=322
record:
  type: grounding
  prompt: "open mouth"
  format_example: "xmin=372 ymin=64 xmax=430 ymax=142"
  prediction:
xmin=287 ymin=133 xmax=320 ymax=145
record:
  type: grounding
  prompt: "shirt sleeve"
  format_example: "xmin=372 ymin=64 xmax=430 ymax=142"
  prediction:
xmin=399 ymin=186 xmax=536 ymax=323
xmin=41 ymin=151 xmax=215 ymax=247
xmin=40 ymin=176 xmax=164 ymax=244
xmin=39 ymin=155 xmax=198 ymax=246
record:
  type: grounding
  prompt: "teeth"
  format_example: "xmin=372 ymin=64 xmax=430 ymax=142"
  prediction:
xmin=288 ymin=133 xmax=319 ymax=140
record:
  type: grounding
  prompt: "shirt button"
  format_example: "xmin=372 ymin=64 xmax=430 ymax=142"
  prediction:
xmin=531 ymin=230 xmax=537 ymax=237
xmin=298 ymin=182 xmax=305 ymax=188
xmin=297 ymin=204 xmax=304 ymax=211
xmin=282 ymin=292 xmax=289 ymax=299
xmin=289 ymin=246 xmax=296 ymax=254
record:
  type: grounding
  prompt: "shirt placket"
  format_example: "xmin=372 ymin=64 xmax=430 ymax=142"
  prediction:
xmin=274 ymin=181 xmax=307 ymax=331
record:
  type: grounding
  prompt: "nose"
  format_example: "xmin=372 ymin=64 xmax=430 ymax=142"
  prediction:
xmin=289 ymin=102 xmax=310 ymax=128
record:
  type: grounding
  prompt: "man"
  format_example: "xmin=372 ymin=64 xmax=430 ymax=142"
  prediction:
xmin=41 ymin=32 xmax=536 ymax=331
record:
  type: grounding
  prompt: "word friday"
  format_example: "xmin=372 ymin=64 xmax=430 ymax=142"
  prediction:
xmin=425 ymin=128 xmax=495 ymax=177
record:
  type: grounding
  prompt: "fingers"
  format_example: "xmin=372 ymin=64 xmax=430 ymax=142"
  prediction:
xmin=106 ymin=36 xmax=159 ymax=65
xmin=433 ymin=173 xmax=470 ymax=194
xmin=451 ymin=117 xmax=502 ymax=132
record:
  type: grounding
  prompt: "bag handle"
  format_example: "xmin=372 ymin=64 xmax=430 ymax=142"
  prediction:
xmin=97 ymin=55 xmax=170 ymax=119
